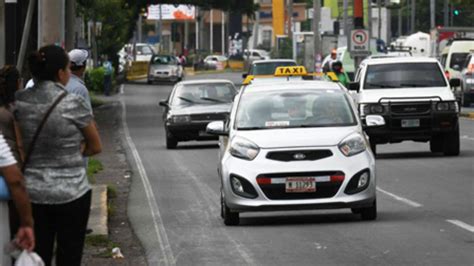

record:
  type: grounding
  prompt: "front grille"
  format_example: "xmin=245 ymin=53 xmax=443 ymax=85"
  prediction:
xmin=156 ymin=71 xmax=169 ymax=75
xmin=257 ymin=171 xmax=343 ymax=200
xmin=266 ymin=150 xmax=333 ymax=162
xmin=190 ymin=113 xmax=227 ymax=121
xmin=390 ymin=103 xmax=432 ymax=115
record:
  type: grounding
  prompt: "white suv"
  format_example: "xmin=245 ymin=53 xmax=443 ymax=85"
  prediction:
xmin=349 ymin=57 xmax=461 ymax=156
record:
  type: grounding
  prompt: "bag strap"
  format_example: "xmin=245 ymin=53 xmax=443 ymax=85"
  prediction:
xmin=22 ymin=91 xmax=68 ymax=172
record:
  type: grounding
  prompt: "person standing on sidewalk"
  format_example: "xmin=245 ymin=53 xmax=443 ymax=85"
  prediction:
xmin=66 ymin=49 xmax=92 ymax=109
xmin=102 ymin=55 xmax=113 ymax=96
xmin=15 ymin=44 xmax=102 ymax=266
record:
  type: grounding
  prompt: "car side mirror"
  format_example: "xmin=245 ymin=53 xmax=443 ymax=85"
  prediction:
xmin=159 ymin=100 xmax=169 ymax=107
xmin=242 ymin=73 xmax=248 ymax=79
xmin=206 ymin=121 xmax=228 ymax=136
xmin=449 ymin=78 xmax=461 ymax=87
xmin=348 ymin=82 xmax=360 ymax=92
xmin=365 ymin=115 xmax=385 ymax=127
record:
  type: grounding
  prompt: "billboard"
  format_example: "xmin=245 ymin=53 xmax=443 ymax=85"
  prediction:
xmin=147 ymin=5 xmax=195 ymax=20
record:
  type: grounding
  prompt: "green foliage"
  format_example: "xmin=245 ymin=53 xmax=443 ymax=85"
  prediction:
xmin=87 ymin=158 xmax=104 ymax=184
xmin=272 ymin=38 xmax=293 ymax=59
xmin=85 ymin=67 xmax=106 ymax=93
xmin=107 ymin=185 xmax=118 ymax=199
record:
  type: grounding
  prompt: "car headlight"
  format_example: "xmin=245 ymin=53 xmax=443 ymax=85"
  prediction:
xmin=360 ymin=104 xmax=384 ymax=115
xmin=229 ymin=136 xmax=260 ymax=160
xmin=466 ymin=78 xmax=474 ymax=84
xmin=435 ymin=101 xmax=458 ymax=112
xmin=338 ymin=133 xmax=367 ymax=157
xmin=171 ymin=115 xmax=191 ymax=123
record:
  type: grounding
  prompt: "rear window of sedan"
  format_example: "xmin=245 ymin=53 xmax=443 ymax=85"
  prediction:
xmin=364 ymin=62 xmax=447 ymax=89
xmin=171 ymin=83 xmax=237 ymax=106
xmin=235 ymin=89 xmax=356 ymax=130
xmin=151 ymin=55 xmax=177 ymax=65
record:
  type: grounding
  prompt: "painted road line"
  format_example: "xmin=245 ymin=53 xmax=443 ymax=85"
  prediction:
xmin=446 ymin=220 xmax=474 ymax=233
xmin=376 ymin=187 xmax=423 ymax=208
xmin=121 ymin=89 xmax=176 ymax=266
xmin=120 ymin=84 xmax=124 ymax=94
xmin=461 ymin=135 xmax=474 ymax=141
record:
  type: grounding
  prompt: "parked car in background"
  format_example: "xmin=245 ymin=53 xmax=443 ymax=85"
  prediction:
xmin=159 ymin=80 xmax=238 ymax=149
xmin=148 ymin=55 xmax=184 ymax=84
xmin=460 ymin=52 xmax=474 ymax=107
xmin=244 ymin=49 xmax=271 ymax=61
xmin=203 ymin=55 xmax=228 ymax=70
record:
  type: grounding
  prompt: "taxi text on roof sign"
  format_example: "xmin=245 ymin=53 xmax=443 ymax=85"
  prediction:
xmin=274 ymin=66 xmax=308 ymax=76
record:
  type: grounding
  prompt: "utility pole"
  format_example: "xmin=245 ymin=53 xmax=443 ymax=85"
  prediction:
xmin=158 ymin=5 xmax=163 ymax=53
xmin=368 ymin=0 xmax=372 ymax=43
xmin=410 ymin=0 xmax=415 ymax=33
xmin=398 ymin=7 xmax=402 ymax=37
xmin=17 ymin=0 xmax=35 ymax=72
xmin=65 ymin=0 xmax=75 ymax=50
xmin=39 ymin=0 xmax=64 ymax=47
xmin=195 ymin=7 xmax=199 ymax=51
xmin=210 ymin=9 xmax=213 ymax=53
xmin=443 ymin=0 xmax=449 ymax=27
xmin=0 ymin=0 xmax=5 ymax=67
xmin=353 ymin=0 xmax=364 ymax=71
xmin=385 ymin=0 xmax=391 ymax=44
xmin=252 ymin=0 xmax=259 ymax=49
xmin=287 ymin=0 xmax=293 ymax=39
xmin=430 ymin=0 xmax=435 ymax=30
xmin=221 ymin=11 xmax=225 ymax=55
xmin=343 ymin=0 xmax=348 ymax=36
xmin=313 ymin=0 xmax=322 ymax=73
xmin=377 ymin=0 xmax=382 ymax=40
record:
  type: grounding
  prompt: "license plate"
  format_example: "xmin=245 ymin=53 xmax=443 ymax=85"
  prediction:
xmin=401 ymin=119 xmax=420 ymax=128
xmin=285 ymin=177 xmax=316 ymax=193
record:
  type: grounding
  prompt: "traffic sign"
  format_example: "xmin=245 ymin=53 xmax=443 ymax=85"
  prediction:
xmin=350 ymin=29 xmax=369 ymax=55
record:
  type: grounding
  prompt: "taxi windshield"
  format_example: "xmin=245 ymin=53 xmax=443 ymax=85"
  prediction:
xmin=250 ymin=61 xmax=297 ymax=75
xmin=151 ymin=55 xmax=177 ymax=65
xmin=235 ymin=90 xmax=356 ymax=130
xmin=171 ymin=83 xmax=237 ymax=106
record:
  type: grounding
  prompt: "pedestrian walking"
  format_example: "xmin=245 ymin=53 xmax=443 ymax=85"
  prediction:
xmin=15 ymin=44 xmax=102 ymax=266
xmin=0 ymin=133 xmax=35 ymax=266
xmin=102 ymin=56 xmax=113 ymax=96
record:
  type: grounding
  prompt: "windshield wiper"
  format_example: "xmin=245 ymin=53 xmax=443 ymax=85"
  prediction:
xmin=177 ymin=96 xmax=196 ymax=103
xmin=199 ymin=97 xmax=227 ymax=103
xmin=366 ymin=83 xmax=396 ymax=88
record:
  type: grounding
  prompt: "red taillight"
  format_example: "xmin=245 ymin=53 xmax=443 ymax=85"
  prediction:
xmin=445 ymin=70 xmax=450 ymax=80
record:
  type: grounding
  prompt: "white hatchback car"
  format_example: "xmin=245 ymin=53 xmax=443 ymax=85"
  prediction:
xmin=207 ymin=68 xmax=382 ymax=225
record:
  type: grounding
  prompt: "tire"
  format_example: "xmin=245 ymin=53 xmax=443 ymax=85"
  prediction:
xmin=360 ymin=200 xmax=377 ymax=221
xmin=166 ymin=135 xmax=178 ymax=149
xmin=147 ymin=80 xmax=152 ymax=85
xmin=221 ymin=189 xmax=239 ymax=226
xmin=430 ymin=136 xmax=443 ymax=153
xmin=443 ymin=125 xmax=460 ymax=156
xmin=462 ymin=94 xmax=470 ymax=107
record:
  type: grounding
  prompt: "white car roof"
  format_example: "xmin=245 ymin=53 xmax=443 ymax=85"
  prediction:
xmin=362 ymin=56 xmax=439 ymax=65
xmin=252 ymin=59 xmax=296 ymax=64
xmin=177 ymin=79 xmax=234 ymax=85
xmin=242 ymin=80 xmax=342 ymax=93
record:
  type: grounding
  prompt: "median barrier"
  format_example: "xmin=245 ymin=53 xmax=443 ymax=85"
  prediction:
xmin=126 ymin=61 xmax=149 ymax=81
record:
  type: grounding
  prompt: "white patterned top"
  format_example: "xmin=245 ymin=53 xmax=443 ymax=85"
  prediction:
xmin=0 ymin=133 xmax=16 ymax=168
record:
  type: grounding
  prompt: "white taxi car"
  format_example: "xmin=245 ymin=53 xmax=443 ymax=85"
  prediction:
xmin=207 ymin=67 xmax=383 ymax=225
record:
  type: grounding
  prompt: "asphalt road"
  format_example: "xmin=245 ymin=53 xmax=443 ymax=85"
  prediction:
xmin=123 ymin=73 xmax=474 ymax=266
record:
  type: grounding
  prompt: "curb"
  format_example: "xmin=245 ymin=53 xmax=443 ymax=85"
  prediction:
xmin=87 ymin=185 xmax=108 ymax=236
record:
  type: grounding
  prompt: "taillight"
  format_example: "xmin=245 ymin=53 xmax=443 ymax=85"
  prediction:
xmin=445 ymin=70 xmax=450 ymax=80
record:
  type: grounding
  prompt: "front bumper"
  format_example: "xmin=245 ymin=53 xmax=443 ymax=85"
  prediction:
xmin=166 ymin=122 xmax=217 ymax=141
xmin=220 ymin=146 xmax=376 ymax=213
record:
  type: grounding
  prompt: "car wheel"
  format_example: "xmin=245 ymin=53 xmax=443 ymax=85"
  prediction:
xmin=430 ymin=135 xmax=443 ymax=153
xmin=360 ymin=200 xmax=377 ymax=221
xmin=166 ymin=135 xmax=178 ymax=149
xmin=147 ymin=80 xmax=152 ymax=85
xmin=221 ymin=189 xmax=239 ymax=226
xmin=443 ymin=125 xmax=460 ymax=156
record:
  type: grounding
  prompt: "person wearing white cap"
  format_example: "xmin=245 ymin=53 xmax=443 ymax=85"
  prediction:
xmin=67 ymin=49 xmax=92 ymax=110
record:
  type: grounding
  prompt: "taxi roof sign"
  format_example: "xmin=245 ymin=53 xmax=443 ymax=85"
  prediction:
xmin=274 ymin=66 xmax=307 ymax=76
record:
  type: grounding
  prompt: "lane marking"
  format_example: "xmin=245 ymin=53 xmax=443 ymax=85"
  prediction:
xmin=120 ymin=84 xmax=124 ymax=94
xmin=376 ymin=187 xmax=423 ymax=208
xmin=446 ymin=220 xmax=474 ymax=233
xmin=461 ymin=135 xmax=474 ymax=141
xmin=121 ymin=86 xmax=175 ymax=266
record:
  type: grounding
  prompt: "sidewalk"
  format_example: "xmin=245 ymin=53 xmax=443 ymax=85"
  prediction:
xmin=82 ymin=91 xmax=147 ymax=265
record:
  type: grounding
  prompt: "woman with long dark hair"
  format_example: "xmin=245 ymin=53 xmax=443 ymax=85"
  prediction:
xmin=15 ymin=44 xmax=102 ymax=266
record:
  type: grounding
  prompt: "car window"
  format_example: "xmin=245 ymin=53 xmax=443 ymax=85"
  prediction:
xmin=252 ymin=52 xmax=260 ymax=57
xmin=440 ymin=54 xmax=447 ymax=68
xmin=152 ymin=55 xmax=176 ymax=65
xmin=171 ymin=83 xmax=237 ymax=106
xmin=450 ymin=53 xmax=469 ymax=69
xmin=250 ymin=61 xmax=297 ymax=75
xmin=364 ymin=63 xmax=447 ymax=89
xmin=235 ymin=90 xmax=356 ymax=130
xmin=137 ymin=45 xmax=153 ymax=55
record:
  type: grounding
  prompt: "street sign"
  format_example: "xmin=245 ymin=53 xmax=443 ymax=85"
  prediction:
xmin=350 ymin=29 xmax=369 ymax=56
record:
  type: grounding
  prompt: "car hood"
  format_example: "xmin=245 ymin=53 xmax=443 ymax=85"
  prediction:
xmin=170 ymin=103 xmax=231 ymax=115
xmin=359 ymin=87 xmax=455 ymax=103
xmin=235 ymin=127 xmax=358 ymax=148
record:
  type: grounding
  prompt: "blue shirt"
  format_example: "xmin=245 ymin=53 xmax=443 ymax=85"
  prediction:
xmin=65 ymin=74 xmax=92 ymax=111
